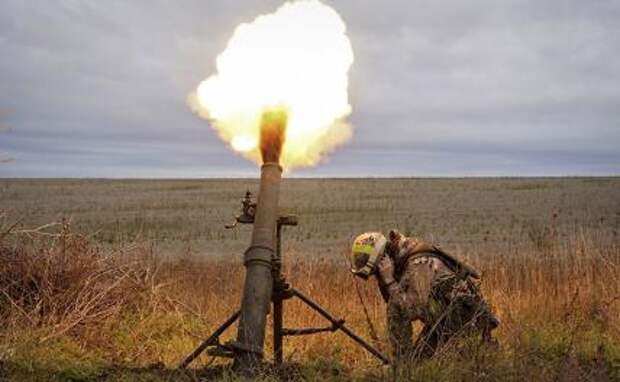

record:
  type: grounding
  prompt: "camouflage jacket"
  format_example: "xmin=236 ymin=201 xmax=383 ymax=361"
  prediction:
xmin=377 ymin=231 xmax=455 ymax=323
xmin=378 ymin=231 xmax=497 ymax=361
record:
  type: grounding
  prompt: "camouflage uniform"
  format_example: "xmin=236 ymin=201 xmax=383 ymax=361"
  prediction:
xmin=377 ymin=231 xmax=498 ymax=363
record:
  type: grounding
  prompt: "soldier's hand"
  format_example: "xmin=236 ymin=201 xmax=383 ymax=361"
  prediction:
xmin=377 ymin=255 xmax=396 ymax=285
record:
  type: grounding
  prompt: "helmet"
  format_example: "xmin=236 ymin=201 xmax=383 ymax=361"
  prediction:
xmin=350 ymin=232 xmax=387 ymax=279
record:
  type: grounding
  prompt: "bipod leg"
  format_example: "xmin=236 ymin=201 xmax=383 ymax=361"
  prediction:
xmin=273 ymin=297 xmax=283 ymax=366
xmin=290 ymin=288 xmax=390 ymax=365
xmin=178 ymin=310 xmax=241 ymax=369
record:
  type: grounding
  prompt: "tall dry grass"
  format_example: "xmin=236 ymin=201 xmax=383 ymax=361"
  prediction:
xmin=0 ymin=218 xmax=619 ymax=381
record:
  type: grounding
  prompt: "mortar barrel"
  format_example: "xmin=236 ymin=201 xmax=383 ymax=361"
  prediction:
xmin=233 ymin=161 xmax=282 ymax=371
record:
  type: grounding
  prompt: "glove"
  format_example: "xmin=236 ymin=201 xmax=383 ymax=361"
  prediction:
xmin=376 ymin=255 xmax=396 ymax=285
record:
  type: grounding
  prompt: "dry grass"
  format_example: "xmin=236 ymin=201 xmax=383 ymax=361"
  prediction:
xmin=0 ymin=218 xmax=618 ymax=381
xmin=0 ymin=178 xmax=619 ymax=380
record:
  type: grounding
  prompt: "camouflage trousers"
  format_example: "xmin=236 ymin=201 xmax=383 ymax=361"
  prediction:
xmin=388 ymin=274 xmax=498 ymax=363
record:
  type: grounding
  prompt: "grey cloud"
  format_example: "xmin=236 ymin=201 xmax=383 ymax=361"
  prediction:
xmin=1 ymin=0 xmax=619 ymax=177
xmin=0 ymin=153 xmax=13 ymax=164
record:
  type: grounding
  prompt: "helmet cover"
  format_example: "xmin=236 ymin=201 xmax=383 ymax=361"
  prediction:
xmin=350 ymin=232 xmax=387 ymax=279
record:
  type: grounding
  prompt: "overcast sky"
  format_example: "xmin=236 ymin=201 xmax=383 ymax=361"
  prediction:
xmin=1 ymin=0 xmax=619 ymax=177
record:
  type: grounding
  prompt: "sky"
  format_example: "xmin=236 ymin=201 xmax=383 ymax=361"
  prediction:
xmin=0 ymin=0 xmax=619 ymax=178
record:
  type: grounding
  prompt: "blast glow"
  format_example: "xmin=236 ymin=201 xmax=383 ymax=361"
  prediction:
xmin=189 ymin=0 xmax=354 ymax=169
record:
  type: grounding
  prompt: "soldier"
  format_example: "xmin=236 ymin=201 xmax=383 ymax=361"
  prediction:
xmin=350 ymin=230 xmax=499 ymax=364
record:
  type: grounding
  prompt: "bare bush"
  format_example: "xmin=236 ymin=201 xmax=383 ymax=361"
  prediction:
xmin=0 ymin=220 xmax=163 ymax=344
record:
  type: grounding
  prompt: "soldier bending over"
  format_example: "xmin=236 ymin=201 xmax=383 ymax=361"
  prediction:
xmin=350 ymin=230 xmax=499 ymax=364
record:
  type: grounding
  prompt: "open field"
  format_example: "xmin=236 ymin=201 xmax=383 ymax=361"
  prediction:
xmin=1 ymin=178 xmax=619 ymax=381
xmin=2 ymin=177 xmax=619 ymax=254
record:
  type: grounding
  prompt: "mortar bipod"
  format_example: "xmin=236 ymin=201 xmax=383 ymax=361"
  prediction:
xmin=178 ymin=192 xmax=389 ymax=369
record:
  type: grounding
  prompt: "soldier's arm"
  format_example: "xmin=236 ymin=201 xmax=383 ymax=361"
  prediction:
xmin=379 ymin=258 xmax=424 ymax=321
xmin=387 ymin=275 xmax=424 ymax=320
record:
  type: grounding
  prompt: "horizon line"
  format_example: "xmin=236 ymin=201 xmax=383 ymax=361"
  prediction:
xmin=1 ymin=175 xmax=619 ymax=181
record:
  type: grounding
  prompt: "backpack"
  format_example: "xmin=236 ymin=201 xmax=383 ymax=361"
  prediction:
xmin=395 ymin=242 xmax=481 ymax=281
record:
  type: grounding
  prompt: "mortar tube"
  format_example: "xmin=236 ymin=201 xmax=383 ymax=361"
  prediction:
xmin=233 ymin=161 xmax=282 ymax=373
